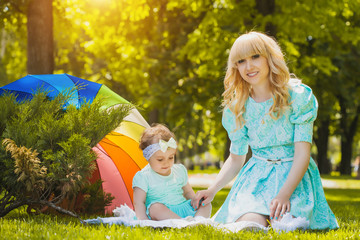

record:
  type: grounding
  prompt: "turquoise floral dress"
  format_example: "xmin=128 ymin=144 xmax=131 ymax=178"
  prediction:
xmin=213 ymin=81 xmax=338 ymax=230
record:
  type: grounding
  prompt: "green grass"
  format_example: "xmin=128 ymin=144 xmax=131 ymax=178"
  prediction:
xmin=1 ymin=176 xmax=360 ymax=239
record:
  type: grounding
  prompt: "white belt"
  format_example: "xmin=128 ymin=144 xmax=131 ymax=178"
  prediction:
xmin=252 ymin=154 xmax=293 ymax=165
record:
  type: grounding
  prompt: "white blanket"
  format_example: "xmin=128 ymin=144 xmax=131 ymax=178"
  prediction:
xmin=84 ymin=204 xmax=309 ymax=233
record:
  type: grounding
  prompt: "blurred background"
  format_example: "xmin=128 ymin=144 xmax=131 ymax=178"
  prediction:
xmin=0 ymin=0 xmax=359 ymax=176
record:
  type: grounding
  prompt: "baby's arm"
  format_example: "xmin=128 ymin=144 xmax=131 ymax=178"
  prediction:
xmin=133 ymin=187 xmax=148 ymax=220
xmin=182 ymin=182 xmax=196 ymax=200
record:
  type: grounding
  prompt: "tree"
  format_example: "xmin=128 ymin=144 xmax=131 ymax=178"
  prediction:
xmin=334 ymin=48 xmax=360 ymax=175
xmin=27 ymin=0 xmax=54 ymax=74
xmin=0 ymin=0 xmax=54 ymax=78
xmin=52 ymin=0 xmax=227 ymax=160
xmin=273 ymin=0 xmax=360 ymax=174
xmin=0 ymin=2 xmax=27 ymax=85
xmin=4 ymin=0 xmax=360 ymax=173
xmin=0 ymin=91 xmax=130 ymax=218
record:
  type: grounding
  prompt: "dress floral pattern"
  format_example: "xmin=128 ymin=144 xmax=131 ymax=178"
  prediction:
xmin=213 ymin=81 xmax=338 ymax=230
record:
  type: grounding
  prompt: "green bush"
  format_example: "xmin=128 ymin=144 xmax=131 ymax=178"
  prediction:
xmin=0 ymin=91 xmax=131 ymax=218
xmin=77 ymin=180 xmax=115 ymax=215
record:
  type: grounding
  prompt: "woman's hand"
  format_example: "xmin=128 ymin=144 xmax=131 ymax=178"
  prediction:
xmin=269 ymin=142 xmax=311 ymax=221
xmin=191 ymin=153 xmax=246 ymax=211
xmin=191 ymin=189 xmax=216 ymax=210
xmin=269 ymin=194 xmax=291 ymax=221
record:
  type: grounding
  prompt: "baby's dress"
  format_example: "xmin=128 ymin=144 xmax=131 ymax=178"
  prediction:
xmin=132 ymin=164 xmax=196 ymax=218
xmin=213 ymin=81 xmax=338 ymax=229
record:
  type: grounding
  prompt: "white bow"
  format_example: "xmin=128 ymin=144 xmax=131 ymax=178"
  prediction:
xmin=267 ymin=159 xmax=282 ymax=165
xmin=159 ymin=137 xmax=177 ymax=152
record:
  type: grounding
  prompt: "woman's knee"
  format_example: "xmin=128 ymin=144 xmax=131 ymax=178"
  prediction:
xmin=236 ymin=212 xmax=269 ymax=226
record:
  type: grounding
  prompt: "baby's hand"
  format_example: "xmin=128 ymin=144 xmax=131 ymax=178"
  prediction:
xmin=269 ymin=195 xmax=290 ymax=221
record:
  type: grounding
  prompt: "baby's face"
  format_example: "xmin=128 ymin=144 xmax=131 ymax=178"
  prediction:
xmin=148 ymin=148 xmax=176 ymax=176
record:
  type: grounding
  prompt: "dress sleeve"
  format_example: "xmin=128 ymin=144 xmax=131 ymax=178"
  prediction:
xmin=289 ymin=83 xmax=318 ymax=143
xmin=132 ymin=171 xmax=148 ymax=193
xmin=222 ymin=107 xmax=249 ymax=155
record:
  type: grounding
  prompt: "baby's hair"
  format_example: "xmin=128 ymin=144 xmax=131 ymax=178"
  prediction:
xmin=139 ymin=123 xmax=176 ymax=150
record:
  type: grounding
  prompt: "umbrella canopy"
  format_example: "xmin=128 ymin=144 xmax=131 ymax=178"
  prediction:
xmin=0 ymin=73 xmax=149 ymax=214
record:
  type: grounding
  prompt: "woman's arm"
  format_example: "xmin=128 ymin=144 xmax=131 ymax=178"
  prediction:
xmin=269 ymin=141 xmax=311 ymax=220
xmin=191 ymin=153 xmax=246 ymax=209
xmin=133 ymin=187 xmax=149 ymax=220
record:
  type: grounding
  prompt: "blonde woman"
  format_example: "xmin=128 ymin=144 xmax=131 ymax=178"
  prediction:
xmin=192 ymin=32 xmax=338 ymax=230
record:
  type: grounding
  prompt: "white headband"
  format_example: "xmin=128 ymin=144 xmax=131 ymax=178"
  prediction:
xmin=142 ymin=137 xmax=177 ymax=161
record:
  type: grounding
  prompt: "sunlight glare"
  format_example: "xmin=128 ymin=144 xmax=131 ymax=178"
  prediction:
xmin=89 ymin=0 xmax=112 ymax=6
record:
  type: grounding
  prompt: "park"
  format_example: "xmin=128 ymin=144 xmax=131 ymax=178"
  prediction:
xmin=0 ymin=0 xmax=360 ymax=239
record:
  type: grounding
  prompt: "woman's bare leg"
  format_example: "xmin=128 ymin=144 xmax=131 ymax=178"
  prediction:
xmin=236 ymin=212 xmax=269 ymax=227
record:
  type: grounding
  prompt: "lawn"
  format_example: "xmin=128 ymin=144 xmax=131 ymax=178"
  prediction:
xmin=1 ymin=175 xmax=359 ymax=240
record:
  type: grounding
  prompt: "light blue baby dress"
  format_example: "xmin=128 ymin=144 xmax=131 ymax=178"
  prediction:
xmin=213 ymin=81 xmax=338 ymax=230
xmin=133 ymin=164 xmax=196 ymax=219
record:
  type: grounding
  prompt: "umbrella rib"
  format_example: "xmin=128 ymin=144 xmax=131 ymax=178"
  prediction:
xmin=67 ymin=76 xmax=90 ymax=104
xmin=28 ymin=76 xmax=63 ymax=92
xmin=0 ymin=89 xmax=34 ymax=96
xmin=101 ymin=134 xmax=145 ymax=169
xmin=116 ymin=165 xmax=134 ymax=206
xmin=94 ymin=144 xmax=112 ymax=158
xmin=72 ymin=76 xmax=102 ymax=102
xmin=97 ymin=141 xmax=136 ymax=207
xmin=13 ymin=76 xmax=61 ymax=96
xmin=94 ymin=145 xmax=134 ymax=210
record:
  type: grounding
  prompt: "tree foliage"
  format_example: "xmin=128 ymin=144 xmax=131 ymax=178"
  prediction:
xmin=0 ymin=91 xmax=131 ymax=217
xmin=0 ymin=1 xmax=27 ymax=85
xmin=1 ymin=0 xmax=360 ymax=174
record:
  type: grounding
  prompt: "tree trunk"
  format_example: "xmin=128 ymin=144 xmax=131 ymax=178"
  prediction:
xmin=314 ymin=118 xmax=332 ymax=174
xmin=338 ymin=96 xmax=360 ymax=175
xmin=27 ymin=0 xmax=54 ymax=74
xmin=255 ymin=0 xmax=276 ymax=35
xmin=340 ymin=137 xmax=353 ymax=175
xmin=357 ymin=156 xmax=360 ymax=179
xmin=148 ymin=109 xmax=159 ymax=125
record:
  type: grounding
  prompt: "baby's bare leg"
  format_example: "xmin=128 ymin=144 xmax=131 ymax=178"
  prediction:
xmin=148 ymin=203 xmax=180 ymax=220
xmin=195 ymin=203 xmax=212 ymax=218
xmin=236 ymin=212 xmax=269 ymax=227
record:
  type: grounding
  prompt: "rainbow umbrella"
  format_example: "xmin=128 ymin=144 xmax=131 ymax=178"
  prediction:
xmin=0 ymin=73 xmax=149 ymax=214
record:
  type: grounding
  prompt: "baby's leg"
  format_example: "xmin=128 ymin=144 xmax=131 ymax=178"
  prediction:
xmin=236 ymin=212 xmax=269 ymax=227
xmin=195 ymin=203 xmax=211 ymax=218
xmin=148 ymin=203 xmax=181 ymax=220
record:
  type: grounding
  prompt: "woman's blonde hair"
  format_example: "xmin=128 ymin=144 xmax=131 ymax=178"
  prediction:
xmin=222 ymin=31 xmax=291 ymax=128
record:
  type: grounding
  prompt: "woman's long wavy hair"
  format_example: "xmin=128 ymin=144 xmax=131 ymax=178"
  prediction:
xmin=222 ymin=31 xmax=292 ymax=128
